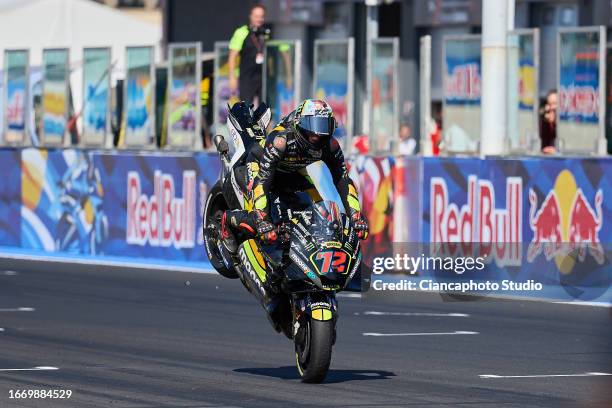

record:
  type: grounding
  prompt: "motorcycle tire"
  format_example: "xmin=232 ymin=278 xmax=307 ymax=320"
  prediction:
xmin=295 ymin=319 xmax=334 ymax=383
xmin=203 ymin=181 xmax=238 ymax=279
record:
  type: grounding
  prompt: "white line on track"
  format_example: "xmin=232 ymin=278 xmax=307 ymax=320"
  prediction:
xmin=480 ymin=372 xmax=612 ymax=379
xmin=0 ymin=367 xmax=59 ymax=372
xmin=0 ymin=328 xmax=4 ymax=332
xmin=359 ymin=311 xmax=469 ymax=317
xmin=1 ymin=271 xmax=18 ymax=276
xmin=337 ymin=293 xmax=361 ymax=298
xmin=0 ymin=252 xmax=214 ymax=274
xmin=363 ymin=331 xmax=478 ymax=336
xmin=0 ymin=307 xmax=35 ymax=312
xmin=554 ymin=301 xmax=612 ymax=308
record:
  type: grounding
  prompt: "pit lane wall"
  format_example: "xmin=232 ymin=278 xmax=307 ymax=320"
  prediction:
xmin=0 ymin=148 xmax=610 ymax=302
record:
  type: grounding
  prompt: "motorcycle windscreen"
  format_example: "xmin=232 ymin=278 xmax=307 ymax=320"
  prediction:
xmin=226 ymin=114 xmax=245 ymax=168
xmin=305 ymin=161 xmax=346 ymax=214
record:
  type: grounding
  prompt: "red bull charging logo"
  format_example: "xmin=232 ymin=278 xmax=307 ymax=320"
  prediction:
xmin=527 ymin=170 xmax=604 ymax=265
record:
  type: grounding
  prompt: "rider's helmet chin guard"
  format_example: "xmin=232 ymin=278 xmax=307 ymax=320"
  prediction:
xmin=294 ymin=99 xmax=336 ymax=150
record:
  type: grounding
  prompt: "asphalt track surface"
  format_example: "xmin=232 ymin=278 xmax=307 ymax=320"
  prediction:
xmin=0 ymin=259 xmax=610 ymax=408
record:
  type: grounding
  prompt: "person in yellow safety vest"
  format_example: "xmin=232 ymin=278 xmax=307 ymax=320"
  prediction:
xmin=228 ymin=4 xmax=270 ymax=107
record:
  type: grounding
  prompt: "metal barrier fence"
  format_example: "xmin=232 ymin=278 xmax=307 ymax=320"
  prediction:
xmin=1 ymin=32 xmax=611 ymax=156
xmin=313 ymin=38 xmax=354 ymax=152
xmin=419 ymin=35 xmax=432 ymax=156
xmin=82 ymin=47 xmax=111 ymax=148
xmin=507 ymin=29 xmax=539 ymax=153
xmin=368 ymin=37 xmax=399 ymax=155
xmin=123 ymin=46 xmax=156 ymax=149
xmin=441 ymin=34 xmax=481 ymax=155
xmin=167 ymin=42 xmax=201 ymax=150
xmin=2 ymin=49 xmax=30 ymax=146
xmin=41 ymin=48 xmax=69 ymax=147
xmin=263 ymin=40 xmax=301 ymax=125
xmin=212 ymin=41 xmax=231 ymax=142
xmin=557 ymin=27 xmax=606 ymax=155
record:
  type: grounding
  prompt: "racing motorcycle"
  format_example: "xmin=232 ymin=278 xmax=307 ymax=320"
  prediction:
xmin=55 ymin=157 xmax=108 ymax=255
xmin=203 ymin=102 xmax=364 ymax=383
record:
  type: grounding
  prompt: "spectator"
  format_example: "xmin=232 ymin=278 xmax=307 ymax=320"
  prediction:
xmin=398 ymin=124 xmax=416 ymax=155
xmin=353 ymin=134 xmax=369 ymax=155
xmin=540 ymin=89 xmax=557 ymax=154
xmin=430 ymin=109 xmax=442 ymax=156
xmin=228 ymin=4 xmax=269 ymax=108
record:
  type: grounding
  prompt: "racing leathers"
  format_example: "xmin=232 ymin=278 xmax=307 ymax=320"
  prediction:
xmin=223 ymin=111 xmax=369 ymax=244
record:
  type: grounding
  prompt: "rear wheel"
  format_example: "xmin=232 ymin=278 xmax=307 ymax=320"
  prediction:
xmin=203 ymin=182 xmax=238 ymax=279
xmin=295 ymin=318 xmax=334 ymax=383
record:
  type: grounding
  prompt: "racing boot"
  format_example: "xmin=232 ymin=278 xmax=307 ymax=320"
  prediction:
xmin=220 ymin=211 xmax=238 ymax=253
xmin=226 ymin=209 xmax=258 ymax=237
xmin=224 ymin=210 xmax=282 ymax=282
xmin=220 ymin=209 xmax=261 ymax=253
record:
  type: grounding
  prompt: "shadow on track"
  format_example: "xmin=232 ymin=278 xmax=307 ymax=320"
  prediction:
xmin=234 ymin=366 xmax=396 ymax=383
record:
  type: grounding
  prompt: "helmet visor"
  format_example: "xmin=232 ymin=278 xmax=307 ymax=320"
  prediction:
xmin=297 ymin=116 xmax=334 ymax=136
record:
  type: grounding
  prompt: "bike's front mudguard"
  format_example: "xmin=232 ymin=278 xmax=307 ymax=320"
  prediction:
xmin=293 ymin=292 xmax=338 ymax=347
xmin=294 ymin=292 xmax=338 ymax=323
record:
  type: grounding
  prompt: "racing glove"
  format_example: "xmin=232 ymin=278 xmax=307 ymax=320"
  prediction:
xmin=254 ymin=210 xmax=277 ymax=243
xmin=351 ymin=212 xmax=369 ymax=240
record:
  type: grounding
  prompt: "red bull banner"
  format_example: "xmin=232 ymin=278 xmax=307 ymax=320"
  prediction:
xmin=422 ymin=157 xmax=611 ymax=302
xmin=2 ymin=148 xmax=220 ymax=269
xmin=0 ymin=148 xmax=610 ymax=302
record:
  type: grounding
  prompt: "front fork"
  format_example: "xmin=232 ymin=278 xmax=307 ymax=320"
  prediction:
xmin=293 ymin=292 xmax=338 ymax=345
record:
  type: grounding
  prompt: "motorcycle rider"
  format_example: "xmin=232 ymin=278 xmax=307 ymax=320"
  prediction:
xmin=221 ymin=99 xmax=369 ymax=250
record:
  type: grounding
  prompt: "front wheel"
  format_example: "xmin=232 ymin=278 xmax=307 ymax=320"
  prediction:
xmin=295 ymin=319 xmax=334 ymax=383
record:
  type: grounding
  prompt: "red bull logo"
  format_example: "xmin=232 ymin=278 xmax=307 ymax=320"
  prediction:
xmin=444 ymin=63 xmax=481 ymax=101
xmin=527 ymin=170 xmax=604 ymax=264
xmin=430 ymin=175 xmax=522 ymax=266
xmin=558 ymin=85 xmax=598 ymax=119
xmin=126 ymin=170 xmax=197 ymax=248
xmin=7 ymin=91 xmax=26 ymax=124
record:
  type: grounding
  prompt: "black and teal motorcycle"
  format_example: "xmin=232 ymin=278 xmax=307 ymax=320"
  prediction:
xmin=203 ymin=102 xmax=363 ymax=383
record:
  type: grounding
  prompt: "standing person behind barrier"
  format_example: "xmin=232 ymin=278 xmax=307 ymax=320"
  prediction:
xmin=228 ymin=4 xmax=270 ymax=108
xmin=398 ymin=123 xmax=416 ymax=155
xmin=540 ymin=89 xmax=557 ymax=154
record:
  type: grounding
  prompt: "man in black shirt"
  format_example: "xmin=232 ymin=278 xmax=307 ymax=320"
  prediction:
xmin=228 ymin=4 xmax=269 ymax=107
